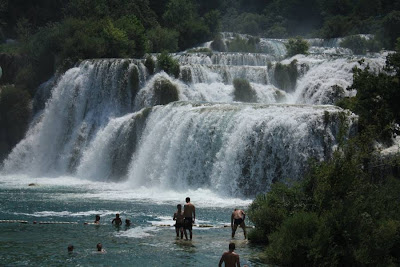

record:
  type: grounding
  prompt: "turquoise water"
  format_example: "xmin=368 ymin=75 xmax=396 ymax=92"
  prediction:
xmin=0 ymin=175 xmax=266 ymax=266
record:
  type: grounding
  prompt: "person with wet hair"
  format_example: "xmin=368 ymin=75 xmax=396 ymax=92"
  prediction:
xmin=219 ymin=242 xmax=240 ymax=267
xmin=94 ymin=215 xmax=100 ymax=224
xmin=67 ymin=244 xmax=74 ymax=253
xmin=96 ymin=243 xmax=106 ymax=253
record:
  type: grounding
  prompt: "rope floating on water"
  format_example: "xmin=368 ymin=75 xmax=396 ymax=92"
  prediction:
xmin=38 ymin=221 xmax=79 ymax=224
xmin=155 ymin=224 xmax=254 ymax=228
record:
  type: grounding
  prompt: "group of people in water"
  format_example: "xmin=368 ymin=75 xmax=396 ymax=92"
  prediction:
xmin=69 ymin=196 xmax=247 ymax=266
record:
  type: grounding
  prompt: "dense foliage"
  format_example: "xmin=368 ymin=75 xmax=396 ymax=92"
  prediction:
xmin=248 ymin=40 xmax=400 ymax=266
xmin=285 ymin=37 xmax=310 ymax=57
xmin=338 ymin=39 xmax=400 ymax=145
xmin=0 ymin=85 xmax=31 ymax=160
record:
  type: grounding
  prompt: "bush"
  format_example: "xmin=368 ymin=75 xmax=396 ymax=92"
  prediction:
xmin=233 ymin=78 xmax=257 ymax=102
xmin=340 ymin=35 xmax=382 ymax=55
xmin=285 ymin=37 xmax=309 ymax=58
xmin=273 ymin=60 xmax=298 ymax=92
xmin=156 ymin=51 xmax=180 ymax=78
xmin=265 ymin=212 xmax=321 ymax=266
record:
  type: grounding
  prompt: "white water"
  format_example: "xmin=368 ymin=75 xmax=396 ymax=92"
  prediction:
xmin=1 ymin=36 xmax=388 ymax=197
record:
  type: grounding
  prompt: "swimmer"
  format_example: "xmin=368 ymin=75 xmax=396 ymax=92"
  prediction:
xmin=173 ymin=204 xmax=185 ymax=239
xmin=67 ymin=244 xmax=74 ymax=253
xmin=219 ymin=243 xmax=240 ymax=267
xmin=96 ymin=243 xmax=106 ymax=253
xmin=125 ymin=219 xmax=131 ymax=226
xmin=183 ymin=197 xmax=195 ymax=240
xmin=111 ymin=213 xmax=122 ymax=226
xmin=231 ymin=209 xmax=247 ymax=239
xmin=94 ymin=215 xmax=100 ymax=224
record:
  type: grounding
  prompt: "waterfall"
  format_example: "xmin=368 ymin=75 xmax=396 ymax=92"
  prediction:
xmin=2 ymin=59 xmax=147 ymax=175
xmin=1 ymin=34 xmax=387 ymax=197
xmin=127 ymin=102 xmax=355 ymax=197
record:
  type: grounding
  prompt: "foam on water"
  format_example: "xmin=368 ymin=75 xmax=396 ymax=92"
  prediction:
xmin=115 ymin=226 xmax=160 ymax=238
xmin=0 ymin=174 xmax=252 ymax=208
xmin=11 ymin=210 xmax=116 ymax=218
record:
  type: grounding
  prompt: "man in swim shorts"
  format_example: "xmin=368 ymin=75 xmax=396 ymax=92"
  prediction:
xmin=183 ymin=197 xmax=195 ymax=240
xmin=173 ymin=204 xmax=185 ymax=239
xmin=231 ymin=209 xmax=246 ymax=239
xmin=219 ymin=242 xmax=240 ymax=267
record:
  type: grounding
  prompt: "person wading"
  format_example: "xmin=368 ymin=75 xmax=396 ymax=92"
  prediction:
xmin=183 ymin=197 xmax=195 ymax=240
xmin=231 ymin=209 xmax=247 ymax=239
xmin=219 ymin=242 xmax=240 ymax=267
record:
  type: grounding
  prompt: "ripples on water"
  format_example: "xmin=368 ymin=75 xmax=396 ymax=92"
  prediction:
xmin=0 ymin=175 xmax=265 ymax=266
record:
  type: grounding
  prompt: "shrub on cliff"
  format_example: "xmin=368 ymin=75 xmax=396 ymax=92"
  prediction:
xmin=285 ymin=37 xmax=309 ymax=58
xmin=233 ymin=78 xmax=257 ymax=102
xmin=156 ymin=51 xmax=180 ymax=78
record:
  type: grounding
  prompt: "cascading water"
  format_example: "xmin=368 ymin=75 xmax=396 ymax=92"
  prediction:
xmin=1 ymin=34 xmax=387 ymax=197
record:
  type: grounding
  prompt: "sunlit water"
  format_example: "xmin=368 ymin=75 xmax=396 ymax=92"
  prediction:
xmin=0 ymin=175 xmax=265 ymax=266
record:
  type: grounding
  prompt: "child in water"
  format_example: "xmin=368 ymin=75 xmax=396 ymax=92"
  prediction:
xmin=173 ymin=204 xmax=185 ymax=239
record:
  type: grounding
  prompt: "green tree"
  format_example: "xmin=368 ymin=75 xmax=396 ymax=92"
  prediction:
xmin=285 ymin=37 xmax=309 ymax=57
xmin=147 ymin=26 xmax=179 ymax=52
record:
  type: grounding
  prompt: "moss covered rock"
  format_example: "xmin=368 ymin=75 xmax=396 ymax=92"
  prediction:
xmin=233 ymin=78 xmax=257 ymax=103
xmin=273 ymin=60 xmax=298 ymax=92
xmin=153 ymin=77 xmax=179 ymax=105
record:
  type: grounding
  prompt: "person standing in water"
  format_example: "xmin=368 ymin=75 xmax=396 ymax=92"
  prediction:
xmin=183 ymin=197 xmax=195 ymax=240
xmin=173 ymin=204 xmax=185 ymax=239
xmin=231 ymin=209 xmax=247 ymax=239
xmin=219 ymin=242 xmax=240 ymax=267
xmin=112 ymin=213 xmax=122 ymax=226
